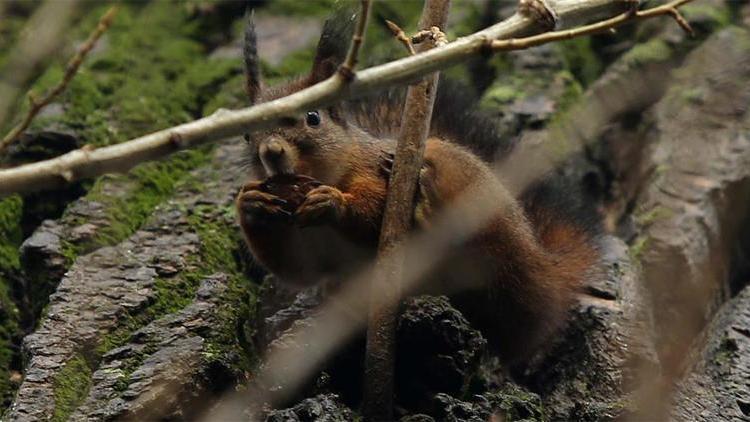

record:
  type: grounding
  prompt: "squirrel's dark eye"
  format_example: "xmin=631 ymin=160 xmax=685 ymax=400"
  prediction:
xmin=306 ymin=111 xmax=321 ymax=127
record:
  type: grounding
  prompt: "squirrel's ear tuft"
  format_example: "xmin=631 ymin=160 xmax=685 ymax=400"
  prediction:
xmin=309 ymin=5 xmax=357 ymax=84
xmin=244 ymin=9 xmax=262 ymax=104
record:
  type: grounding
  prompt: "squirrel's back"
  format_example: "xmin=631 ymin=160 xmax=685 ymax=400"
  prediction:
xmin=345 ymin=79 xmax=601 ymax=260
xmin=344 ymin=78 xmax=514 ymax=162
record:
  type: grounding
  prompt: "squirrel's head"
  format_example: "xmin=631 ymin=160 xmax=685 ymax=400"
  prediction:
xmin=242 ymin=9 xmax=358 ymax=184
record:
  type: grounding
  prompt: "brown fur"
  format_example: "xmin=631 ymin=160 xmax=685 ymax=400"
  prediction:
xmin=236 ymin=14 xmax=600 ymax=364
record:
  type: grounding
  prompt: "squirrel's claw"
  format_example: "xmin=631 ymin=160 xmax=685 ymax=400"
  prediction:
xmin=379 ymin=150 xmax=396 ymax=178
xmin=237 ymin=184 xmax=293 ymax=222
xmin=295 ymin=185 xmax=348 ymax=227
xmin=414 ymin=164 xmax=440 ymax=229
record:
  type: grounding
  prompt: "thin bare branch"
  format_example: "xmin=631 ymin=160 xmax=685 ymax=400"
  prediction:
xmin=0 ymin=0 xmax=80 ymax=131
xmin=363 ymin=1 xmax=451 ymax=419
xmin=385 ymin=19 xmax=416 ymax=55
xmin=338 ymin=0 xmax=373 ymax=80
xmin=0 ymin=6 xmax=118 ymax=153
xmin=0 ymin=0 xmax=693 ymax=197
xmin=490 ymin=0 xmax=694 ymax=51
xmin=667 ymin=7 xmax=695 ymax=36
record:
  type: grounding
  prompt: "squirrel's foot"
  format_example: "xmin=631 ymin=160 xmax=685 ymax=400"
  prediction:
xmin=237 ymin=181 xmax=292 ymax=222
xmin=295 ymin=185 xmax=349 ymax=227
xmin=378 ymin=150 xmax=396 ymax=178
xmin=414 ymin=163 xmax=439 ymax=229
xmin=378 ymin=151 xmax=440 ymax=230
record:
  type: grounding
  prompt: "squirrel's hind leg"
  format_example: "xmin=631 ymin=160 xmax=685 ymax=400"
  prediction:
xmin=414 ymin=163 xmax=441 ymax=230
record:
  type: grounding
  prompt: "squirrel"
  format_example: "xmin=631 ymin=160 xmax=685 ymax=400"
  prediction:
xmin=236 ymin=11 xmax=601 ymax=364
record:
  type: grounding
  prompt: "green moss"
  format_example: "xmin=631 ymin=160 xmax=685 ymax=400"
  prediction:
xmin=487 ymin=384 xmax=546 ymax=421
xmin=557 ymin=38 xmax=603 ymax=86
xmin=0 ymin=196 xmax=22 ymax=271
xmin=185 ymin=204 xmax=257 ymax=370
xmin=18 ymin=2 xmax=238 ymax=147
xmin=680 ymin=87 xmax=706 ymax=105
xmin=482 ymin=85 xmax=521 ymax=105
xmin=621 ymin=40 xmax=672 ymax=68
xmin=635 ymin=206 xmax=673 ymax=227
xmin=628 ymin=236 xmax=650 ymax=261
xmin=0 ymin=282 xmax=20 ymax=409
xmin=52 ymin=354 xmax=93 ymax=422
xmin=203 ymin=74 xmax=247 ymax=116
xmin=569 ymin=399 xmax=629 ymax=421
xmin=480 ymin=68 xmax=582 ymax=116
xmin=92 ymin=201 xmax=256 ymax=394
xmin=11 ymin=2 xmax=248 ymax=405
xmin=0 ymin=14 xmax=30 ymax=73
xmin=67 ymin=147 xmax=211 ymax=256
xmin=552 ymin=71 xmax=584 ymax=113
xmin=24 ymin=147 xmax=214 ymax=327
xmin=0 ymin=196 xmax=23 ymax=407
xmin=723 ymin=26 xmax=750 ymax=53
xmin=38 ymin=0 xmax=244 ymax=258
xmin=681 ymin=3 xmax=732 ymax=29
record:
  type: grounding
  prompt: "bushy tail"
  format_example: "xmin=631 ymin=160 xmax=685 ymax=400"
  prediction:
xmin=520 ymin=177 xmax=602 ymax=291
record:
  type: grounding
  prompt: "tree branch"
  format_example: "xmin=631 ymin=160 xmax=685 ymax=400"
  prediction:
xmin=385 ymin=20 xmax=417 ymax=55
xmin=338 ymin=0 xmax=372 ymax=80
xmin=0 ymin=0 xmax=694 ymax=197
xmin=0 ymin=6 xmax=118 ymax=153
xmin=363 ymin=1 xmax=451 ymax=419
xmin=0 ymin=0 xmax=80 ymax=133
xmin=490 ymin=0 xmax=693 ymax=51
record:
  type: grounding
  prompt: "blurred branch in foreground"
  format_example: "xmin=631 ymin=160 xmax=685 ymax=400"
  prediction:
xmin=364 ymin=1 xmax=450 ymax=420
xmin=0 ymin=0 xmax=79 ymax=134
xmin=0 ymin=6 xmax=118 ymax=153
xmin=0 ymin=0 xmax=694 ymax=197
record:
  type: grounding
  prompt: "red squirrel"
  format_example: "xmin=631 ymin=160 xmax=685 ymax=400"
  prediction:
xmin=236 ymin=12 xmax=601 ymax=363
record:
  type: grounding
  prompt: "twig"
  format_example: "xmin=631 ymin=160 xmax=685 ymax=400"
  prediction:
xmin=338 ymin=0 xmax=373 ymax=80
xmin=490 ymin=0 xmax=694 ymax=50
xmin=0 ymin=6 xmax=118 ymax=153
xmin=0 ymin=0 xmax=695 ymax=197
xmin=363 ymin=1 xmax=451 ymax=420
xmin=0 ymin=0 xmax=80 ymax=133
xmin=385 ymin=20 xmax=416 ymax=55
xmin=387 ymin=20 xmax=449 ymax=56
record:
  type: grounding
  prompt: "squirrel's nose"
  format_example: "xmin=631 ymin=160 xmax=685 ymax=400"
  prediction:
xmin=264 ymin=139 xmax=285 ymax=158
xmin=259 ymin=138 xmax=293 ymax=176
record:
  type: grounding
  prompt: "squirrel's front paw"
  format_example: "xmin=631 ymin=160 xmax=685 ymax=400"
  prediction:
xmin=295 ymin=185 xmax=349 ymax=227
xmin=237 ymin=181 xmax=292 ymax=222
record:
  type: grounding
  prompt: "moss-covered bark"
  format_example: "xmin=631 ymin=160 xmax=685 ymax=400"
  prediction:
xmin=3 ymin=1 xmax=330 ymax=418
xmin=11 ymin=1 xmax=248 ymax=327
xmin=0 ymin=196 xmax=22 ymax=408
xmin=1 ymin=1 xmax=243 ymax=414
